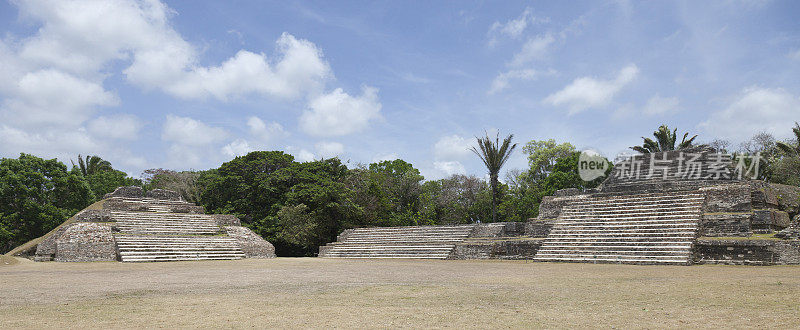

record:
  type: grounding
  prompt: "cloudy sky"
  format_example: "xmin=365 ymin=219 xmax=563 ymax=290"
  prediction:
xmin=1 ymin=0 xmax=799 ymax=180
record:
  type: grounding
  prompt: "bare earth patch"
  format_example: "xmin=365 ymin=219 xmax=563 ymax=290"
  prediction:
xmin=1 ymin=258 xmax=799 ymax=328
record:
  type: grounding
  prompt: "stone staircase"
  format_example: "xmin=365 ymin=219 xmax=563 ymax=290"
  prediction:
xmin=110 ymin=205 xmax=246 ymax=262
xmin=320 ymin=225 xmax=477 ymax=259
xmin=111 ymin=211 xmax=222 ymax=235
xmin=533 ymin=191 xmax=704 ymax=265
xmin=115 ymin=235 xmax=245 ymax=262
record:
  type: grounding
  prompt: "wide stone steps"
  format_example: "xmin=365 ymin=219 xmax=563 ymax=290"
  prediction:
xmin=321 ymin=224 xmax=476 ymax=259
xmin=115 ymin=235 xmax=244 ymax=262
xmin=110 ymin=211 xmax=221 ymax=235
xmin=533 ymin=191 xmax=703 ymax=265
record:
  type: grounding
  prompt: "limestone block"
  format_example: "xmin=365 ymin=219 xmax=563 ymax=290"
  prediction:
xmin=213 ymin=214 xmax=241 ymax=226
xmin=103 ymin=186 xmax=143 ymax=199
xmin=103 ymin=199 xmax=148 ymax=212
xmin=74 ymin=209 xmax=112 ymax=222
xmin=170 ymin=204 xmax=205 ymax=214
xmin=145 ymin=189 xmax=183 ymax=201
xmin=54 ymin=223 xmax=116 ymax=262
xmin=699 ymin=213 xmax=751 ymax=236
xmin=537 ymin=195 xmax=585 ymax=220
xmin=224 ymin=226 xmax=275 ymax=258
xmin=753 ymin=209 xmax=791 ymax=229
xmin=470 ymin=222 xmax=525 ymax=238
xmin=525 ymin=220 xmax=554 ymax=238
xmin=700 ymin=184 xmax=751 ymax=213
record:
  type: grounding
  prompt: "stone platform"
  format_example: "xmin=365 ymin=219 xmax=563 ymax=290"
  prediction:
xmin=529 ymin=147 xmax=800 ymax=265
xmin=28 ymin=186 xmax=275 ymax=262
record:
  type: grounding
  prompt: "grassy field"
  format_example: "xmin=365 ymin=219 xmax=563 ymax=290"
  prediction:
xmin=2 ymin=258 xmax=799 ymax=329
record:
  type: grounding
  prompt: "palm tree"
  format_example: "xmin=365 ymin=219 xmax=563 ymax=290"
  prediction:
xmin=471 ymin=132 xmax=517 ymax=223
xmin=71 ymin=155 xmax=113 ymax=176
xmin=776 ymin=122 xmax=800 ymax=157
xmin=630 ymin=125 xmax=697 ymax=153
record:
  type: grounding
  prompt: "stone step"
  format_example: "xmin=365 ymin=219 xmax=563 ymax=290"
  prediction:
xmin=567 ymin=196 xmax=704 ymax=208
xmin=532 ymin=256 xmax=690 ymax=264
xmin=562 ymin=207 xmax=701 ymax=216
xmin=539 ymin=245 xmax=691 ymax=250
xmin=321 ymin=255 xmax=449 ymax=259
xmin=542 ymin=237 xmax=695 ymax=242
xmin=121 ymin=255 xmax=244 ymax=262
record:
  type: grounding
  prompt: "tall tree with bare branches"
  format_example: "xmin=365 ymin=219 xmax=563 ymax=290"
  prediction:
xmin=471 ymin=132 xmax=517 ymax=223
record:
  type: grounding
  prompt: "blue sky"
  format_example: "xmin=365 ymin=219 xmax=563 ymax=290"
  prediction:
xmin=0 ymin=0 xmax=799 ymax=180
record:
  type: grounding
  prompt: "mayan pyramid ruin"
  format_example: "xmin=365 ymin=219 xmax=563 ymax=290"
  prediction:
xmin=28 ymin=186 xmax=275 ymax=262
xmin=321 ymin=147 xmax=800 ymax=264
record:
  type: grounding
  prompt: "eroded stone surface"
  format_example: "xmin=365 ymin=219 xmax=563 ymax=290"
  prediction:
xmin=54 ymin=223 xmax=116 ymax=262
xmin=103 ymin=186 xmax=143 ymax=199
xmin=224 ymin=226 xmax=276 ymax=258
xmin=145 ymin=189 xmax=183 ymax=201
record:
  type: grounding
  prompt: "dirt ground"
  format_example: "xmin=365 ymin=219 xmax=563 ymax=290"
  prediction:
xmin=1 ymin=258 xmax=799 ymax=329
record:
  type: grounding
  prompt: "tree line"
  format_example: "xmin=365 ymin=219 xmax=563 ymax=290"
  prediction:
xmin=1 ymin=124 xmax=798 ymax=256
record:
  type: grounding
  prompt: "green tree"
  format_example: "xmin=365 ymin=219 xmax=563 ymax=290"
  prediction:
xmin=471 ymin=132 xmax=517 ymax=223
xmin=143 ymin=169 xmax=209 ymax=203
xmin=776 ymin=122 xmax=800 ymax=157
xmin=522 ymin=139 xmax=576 ymax=181
xmin=86 ymin=170 xmax=142 ymax=199
xmin=347 ymin=159 xmax=425 ymax=227
xmin=71 ymin=154 xmax=113 ymax=177
xmin=0 ymin=154 xmax=94 ymax=253
xmin=630 ymin=125 xmax=697 ymax=153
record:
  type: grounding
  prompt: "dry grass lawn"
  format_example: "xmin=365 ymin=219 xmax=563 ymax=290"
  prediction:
xmin=2 ymin=257 xmax=799 ymax=329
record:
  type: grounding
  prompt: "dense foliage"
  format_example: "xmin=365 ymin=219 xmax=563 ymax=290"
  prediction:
xmin=0 ymin=154 xmax=95 ymax=252
xmin=8 ymin=125 xmax=797 ymax=257
xmin=0 ymin=154 xmax=142 ymax=254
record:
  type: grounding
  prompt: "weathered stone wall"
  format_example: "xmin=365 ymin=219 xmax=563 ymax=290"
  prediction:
xmin=145 ymin=189 xmax=183 ymax=201
xmin=700 ymin=184 xmax=751 ymax=213
xmin=224 ymin=226 xmax=276 ymax=258
xmin=693 ymin=239 xmax=800 ymax=265
xmin=537 ymin=194 xmax=586 ymax=220
xmin=170 ymin=204 xmax=205 ymax=214
xmin=103 ymin=186 xmax=143 ymax=199
xmin=213 ymin=214 xmax=241 ymax=226
xmin=54 ymin=223 xmax=117 ymax=262
xmin=525 ymin=220 xmax=554 ymax=238
xmin=470 ymin=222 xmax=525 ymax=238
xmin=752 ymin=209 xmax=791 ymax=232
xmin=699 ymin=213 xmax=752 ymax=237
xmin=103 ymin=198 xmax=149 ymax=212
xmin=74 ymin=209 xmax=112 ymax=222
xmin=450 ymin=239 xmax=542 ymax=260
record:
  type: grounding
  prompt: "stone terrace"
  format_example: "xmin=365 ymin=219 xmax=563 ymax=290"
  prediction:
xmin=31 ymin=186 xmax=275 ymax=262
xmin=319 ymin=225 xmax=477 ymax=259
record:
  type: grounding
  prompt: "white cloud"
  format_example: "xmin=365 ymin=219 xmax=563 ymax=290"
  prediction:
xmin=544 ymin=64 xmax=639 ymax=114
xmin=434 ymin=161 xmax=466 ymax=176
xmin=295 ymin=149 xmax=316 ymax=162
xmin=434 ymin=135 xmax=472 ymax=160
xmin=642 ymin=95 xmax=680 ymax=116
xmin=247 ymin=116 xmax=287 ymax=143
xmin=700 ymin=87 xmax=800 ymax=141
xmin=509 ymin=34 xmax=555 ymax=67
xmin=300 ymin=86 xmax=382 ymax=136
xmin=0 ymin=69 xmax=118 ymax=127
xmin=87 ymin=114 xmax=142 ymax=140
xmin=489 ymin=68 xmax=554 ymax=94
xmin=222 ymin=139 xmax=253 ymax=157
xmin=161 ymin=115 xmax=227 ymax=146
xmin=315 ymin=141 xmax=344 ymax=158
xmin=790 ymin=49 xmax=800 ymax=61
xmin=488 ymin=7 xmax=543 ymax=45
xmin=162 ymin=34 xmax=332 ymax=101
xmin=371 ymin=153 xmax=399 ymax=163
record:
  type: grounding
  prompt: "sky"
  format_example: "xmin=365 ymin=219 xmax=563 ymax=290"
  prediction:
xmin=0 ymin=0 xmax=799 ymax=180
